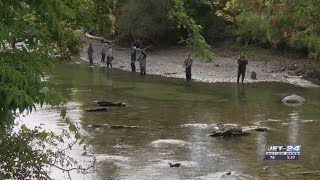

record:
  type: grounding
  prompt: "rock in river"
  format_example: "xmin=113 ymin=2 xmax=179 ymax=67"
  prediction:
xmin=282 ymin=94 xmax=305 ymax=106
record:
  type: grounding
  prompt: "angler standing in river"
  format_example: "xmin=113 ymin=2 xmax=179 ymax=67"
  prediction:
xmin=106 ymin=45 xmax=114 ymax=68
xmin=184 ymin=53 xmax=193 ymax=82
xmin=138 ymin=50 xmax=147 ymax=75
xmin=237 ymin=52 xmax=248 ymax=83
xmin=130 ymin=45 xmax=137 ymax=72
xmin=87 ymin=43 xmax=94 ymax=66
xmin=101 ymin=43 xmax=108 ymax=63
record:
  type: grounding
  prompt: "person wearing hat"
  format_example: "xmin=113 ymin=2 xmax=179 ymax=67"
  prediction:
xmin=106 ymin=45 xmax=114 ymax=68
xmin=87 ymin=43 xmax=94 ymax=66
xmin=101 ymin=43 xmax=108 ymax=63
xmin=237 ymin=52 xmax=248 ymax=83
xmin=184 ymin=53 xmax=193 ymax=82
xmin=137 ymin=50 xmax=147 ymax=75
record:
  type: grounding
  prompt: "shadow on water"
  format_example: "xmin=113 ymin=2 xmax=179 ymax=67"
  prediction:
xmin=24 ymin=61 xmax=320 ymax=179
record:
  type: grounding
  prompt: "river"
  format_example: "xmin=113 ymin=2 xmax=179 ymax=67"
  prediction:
xmin=21 ymin=61 xmax=320 ymax=179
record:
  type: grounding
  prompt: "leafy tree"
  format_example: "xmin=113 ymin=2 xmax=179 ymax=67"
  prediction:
xmin=169 ymin=0 xmax=214 ymax=61
xmin=116 ymin=0 xmax=214 ymax=61
xmin=116 ymin=0 xmax=171 ymax=44
xmin=215 ymin=0 xmax=320 ymax=59
xmin=77 ymin=0 xmax=118 ymax=37
xmin=0 ymin=0 xmax=94 ymax=178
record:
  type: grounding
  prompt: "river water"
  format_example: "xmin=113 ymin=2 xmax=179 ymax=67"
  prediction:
xmin=22 ymin=61 xmax=320 ymax=179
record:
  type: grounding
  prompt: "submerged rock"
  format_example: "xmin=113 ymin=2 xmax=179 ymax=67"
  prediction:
xmin=94 ymin=101 xmax=127 ymax=107
xmin=85 ymin=107 xmax=108 ymax=112
xmin=282 ymin=94 xmax=305 ymax=106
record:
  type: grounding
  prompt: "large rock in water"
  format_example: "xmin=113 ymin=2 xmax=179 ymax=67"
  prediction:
xmin=282 ymin=94 xmax=305 ymax=106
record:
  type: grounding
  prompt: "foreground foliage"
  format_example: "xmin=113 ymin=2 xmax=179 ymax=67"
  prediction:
xmin=0 ymin=0 xmax=94 ymax=179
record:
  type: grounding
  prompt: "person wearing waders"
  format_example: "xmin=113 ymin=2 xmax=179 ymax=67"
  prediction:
xmin=101 ymin=43 xmax=108 ymax=63
xmin=106 ymin=45 xmax=113 ymax=68
xmin=130 ymin=45 xmax=137 ymax=72
xmin=184 ymin=53 xmax=193 ymax=82
xmin=137 ymin=50 xmax=147 ymax=75
xmin=237 ymin=52 xmax=248 ymax=83
xmin=87 ymin=43 xmax=94 ymax=66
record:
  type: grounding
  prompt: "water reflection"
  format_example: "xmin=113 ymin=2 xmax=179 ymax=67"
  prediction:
xmin=288 ymin=111 xmax=300 ymax=143
xmin=235 ymin=84 xmax=249 ymax=122
xmin=255 ymin=130 xmax=267 ymax=160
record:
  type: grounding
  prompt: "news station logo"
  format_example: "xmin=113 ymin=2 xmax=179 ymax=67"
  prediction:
xmin=264 ymin=145 xmax=301 ymax=160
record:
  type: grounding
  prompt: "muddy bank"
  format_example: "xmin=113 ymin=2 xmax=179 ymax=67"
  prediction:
xmin=80 ymin=36 xmax=319 ymax=87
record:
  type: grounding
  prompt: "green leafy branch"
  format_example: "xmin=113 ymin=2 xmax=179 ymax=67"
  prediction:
xmin=168 ymin=0 xmax=214 ymax=62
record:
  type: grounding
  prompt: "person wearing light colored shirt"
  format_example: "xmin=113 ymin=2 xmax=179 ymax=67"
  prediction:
xmin=106 ymin=45 xmax=114 ymax=68
xmin=101 ymin=43 xmax=108 ymax=63
xmin=137 ymin=50 xmax=147 ymax=75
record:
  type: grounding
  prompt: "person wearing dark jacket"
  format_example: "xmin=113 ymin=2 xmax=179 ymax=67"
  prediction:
xmin=237 ymin=52 xmax=248 ymax=83
xmin=184 ymin=53 xmax=193 ymax=82
xmin=87 ymin=43 xmax=94 ymax=66
xmin=130 ymin=45 xmax=137 ymax=72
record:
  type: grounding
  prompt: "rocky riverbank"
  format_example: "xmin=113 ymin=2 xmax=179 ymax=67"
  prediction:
xmin=80 ymin=34 xmax=319 ymax=88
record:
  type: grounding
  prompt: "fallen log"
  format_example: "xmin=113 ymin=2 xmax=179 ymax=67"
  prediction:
xmin=84 ymin=32 xmax=115 ymax=44
xmin=209 ymin=128 xmax=250 ymax=138
xmin=109 ymin=125 xmax=139 ymax=129
xmin=164 ymin=72 xmax=178 ymax=75
xmin=115 ymin=47 xmax=130 ymax=50
xmin=85 ymin=107 xmax=108 ymax=112
xmin=291 ymin=171 xmax=320 ymax=176
xmin=115 ymin=45 xmax=152 ymax=51
xmin=254 ymin=127 xmax=268 ymax=132
xmin=87 ymin=124 xmax=108 ymax=128
xmin=242 ymin=126 xmax=269 ymax=132
xmin=93 ymin=101 xmax=127 ymax=107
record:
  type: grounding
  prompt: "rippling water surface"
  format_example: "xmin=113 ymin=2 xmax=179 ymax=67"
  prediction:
xmin=22 ymin=61 xmax=320 ymax=179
